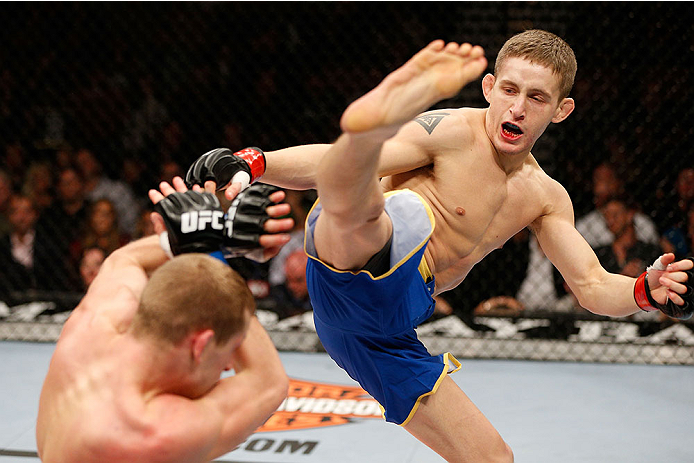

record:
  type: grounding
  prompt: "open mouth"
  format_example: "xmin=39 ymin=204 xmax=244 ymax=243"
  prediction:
xmin=501 ymin=122 xmax=523 ymax=140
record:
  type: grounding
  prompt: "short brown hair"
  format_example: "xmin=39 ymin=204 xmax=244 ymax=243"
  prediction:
xmin=495 ymin=29 xmax=577 ymax=99
xmin=131 ymin=254 xmax=254 ymax=345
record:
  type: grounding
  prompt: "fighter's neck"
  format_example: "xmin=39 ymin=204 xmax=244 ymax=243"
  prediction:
xmin=491 ymin=144 xmax=532 ymax=175
xmin=121 ymin=337 xmax=185 ymax=400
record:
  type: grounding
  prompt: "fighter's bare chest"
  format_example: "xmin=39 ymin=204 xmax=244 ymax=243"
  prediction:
xmin=426 ymin=169 xmax=539 ymax=256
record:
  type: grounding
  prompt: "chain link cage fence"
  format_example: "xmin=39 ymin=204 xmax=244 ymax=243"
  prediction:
xmin=1 ymin=2 xmax=693 ymax=364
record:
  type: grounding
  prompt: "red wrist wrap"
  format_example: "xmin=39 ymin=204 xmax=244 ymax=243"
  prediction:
xmin=634 ymin=272 xmax=657 ymax=312
xmin=234 ymin=147 xmax=266 ymax=182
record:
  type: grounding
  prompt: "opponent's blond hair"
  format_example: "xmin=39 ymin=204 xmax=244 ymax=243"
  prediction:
xmin=495 ymin=29 xmax=577 ymax=99
xmin=131 ymin=254 xmax=254 ymax=345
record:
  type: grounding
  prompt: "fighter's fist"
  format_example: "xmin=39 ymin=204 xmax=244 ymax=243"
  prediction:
xmin=185 ymin=147 xmax=266 ymax=193
xmin=635 ymin=255 xmax=694 ymax=320
xmin=221 ymin=183 xmax=284 ymax=261
xmin=154 ymin=190 xmax=224 ymax=257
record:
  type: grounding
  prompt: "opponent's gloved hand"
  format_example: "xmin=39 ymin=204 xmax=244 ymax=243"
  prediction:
xmin=221 ymin=183 xmax=281 ymax=261
xmin=634 ymin=256 xmax=694 ymax=320
xmin=154 ymin=190 xmax=225 ymax=257
xmin=185 ymin=147 xmax=266 ymax=192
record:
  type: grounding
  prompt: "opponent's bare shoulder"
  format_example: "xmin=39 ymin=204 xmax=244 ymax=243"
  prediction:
xmin=64 ymin=253 xmax=144 ymax=336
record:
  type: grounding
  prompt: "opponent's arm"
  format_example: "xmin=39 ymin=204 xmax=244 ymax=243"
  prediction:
xmin=140 ymin=315 xmax=287 ymax=462
xmin=201 ymin=316 xmax=288 ymax=460
xmin=68 ymin=235 xmax=168 ymax=329
xmin=533 ymin=182 xmax=693 ymax=319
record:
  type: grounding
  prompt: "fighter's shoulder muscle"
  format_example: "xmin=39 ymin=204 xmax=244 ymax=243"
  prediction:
xmin=392 ymin=108 xmax=481 ymax=158
xmin=525 ymin=158 xmax=574 ymax=228
xmin=407 ymin=107 xmax=480 ymax=138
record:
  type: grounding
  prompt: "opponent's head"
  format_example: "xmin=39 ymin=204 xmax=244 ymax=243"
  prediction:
xmin=131 ymin=254 xmax=254 ymax=394
xmin=482 ymin=29 xmax=577 ymax=157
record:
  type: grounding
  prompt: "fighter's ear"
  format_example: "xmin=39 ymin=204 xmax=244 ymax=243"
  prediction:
xmin=552 ymin=97 xmax=575 ymax=123
xmin=190 ymin=329 xmax=215 ymax=363
xmin=482 ymin=74 xmax=495 ymax=103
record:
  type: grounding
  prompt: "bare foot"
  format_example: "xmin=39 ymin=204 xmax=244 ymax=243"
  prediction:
xmin=339 ymin=40 xmax=487 ymax=134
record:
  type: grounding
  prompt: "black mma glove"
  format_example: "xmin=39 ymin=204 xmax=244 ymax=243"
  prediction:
xmin=154 ymin=191 xmax=225 ymax=257
xmin=634 ymin=256 xmax=694 ymax=320
xmin=185 ymin=147 xmax=266 ymax=191
xmin=221 ymin=183 xmax=281 ymax=260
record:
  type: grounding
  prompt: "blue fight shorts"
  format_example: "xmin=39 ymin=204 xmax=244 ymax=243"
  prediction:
xmin=304 ymin=189 xmax=461 ymax=426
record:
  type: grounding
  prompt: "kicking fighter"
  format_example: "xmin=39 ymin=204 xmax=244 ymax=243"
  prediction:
xmin=37 ymin=179 xmax=293 ymax=463
xmin=186 ymin=30 xmax=694 ymax=462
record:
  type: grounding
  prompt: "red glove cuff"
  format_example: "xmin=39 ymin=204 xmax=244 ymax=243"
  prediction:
xmin=234 ymin=147 xmax=266 ymax=182
xmin=634 ymin=271 xmax=657 ymax=312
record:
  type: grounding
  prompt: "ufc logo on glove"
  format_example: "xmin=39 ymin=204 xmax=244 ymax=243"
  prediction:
xmin=180 ymin=210 xmax=225 ymax=233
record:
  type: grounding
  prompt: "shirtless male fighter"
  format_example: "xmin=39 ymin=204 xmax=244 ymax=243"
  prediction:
xmin=36 ymin=180 xmax=293 ymax=462
xmin=185 ymin=30 xmax=694 ymax=462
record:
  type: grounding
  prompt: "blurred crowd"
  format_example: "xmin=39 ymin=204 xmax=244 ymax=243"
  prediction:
xmin=0 ymin=147 xmax=318 ymax=321
xmin=1 ymin=141 xmax=691 ymax=324
xmin=0 ymin=3 xmax=692 ymax=324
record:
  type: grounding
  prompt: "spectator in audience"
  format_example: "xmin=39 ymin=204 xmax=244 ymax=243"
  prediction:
xmin=121 ymin=157 xmax=151 ymax=199
xmin=54 ymin=147 xmax=74 ymax=170
xmin=22 ymin=161 xmax=54 ymax=213
xmin=2 ymin=140 xmax=26 ymax=189
xmin=575 ymin=162 xmax=659 ymax=248
xmin=158 ymin=120 xmax=187 ymax=163
xmin=661 ymin=202 xmax=694 ymax=260
xmin=268 ymin=249 xmax=312 ymax=319
xmin=34 ymin=166 xmax=89 ymax=291
xmin=133 ymin=209 xmax=156 ymax=239
xmin=514 ymin=233 xmax=592 ymax=315
xmin=440 ymin=229 xmax=530 ymax=322
xmin=76 ymin=147 xmax=141 ymax=236
xmin=0 ymin=195 xmax=40 ymax=297
xmin=158 ymin=159 xmax=184 ymax=185
xmin=79 ymin=247 xmax=106 ymax=290
xmin=72 ymin=198 xmax=130 ymax=263
xmin=594 ymin=196 xmax=663 ymax=277
xmin=676 ymin=167 xmax=694 ymax=218
xmin=0 ymin=169 xmax=12 ymax=237
xmin=268 ymin=190 xmax=314 ymax=287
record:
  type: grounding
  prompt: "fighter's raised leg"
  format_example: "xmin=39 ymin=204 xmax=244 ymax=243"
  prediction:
xmin=313 ymin=41 xmax=486 ymax=271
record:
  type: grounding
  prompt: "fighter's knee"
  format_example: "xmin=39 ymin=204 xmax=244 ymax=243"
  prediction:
xmin=320 ymin=195 xmax=385 ymax=226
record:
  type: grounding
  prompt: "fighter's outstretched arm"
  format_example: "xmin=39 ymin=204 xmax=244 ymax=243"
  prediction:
xmin=186 ymin=113 xmax=441 ymax=197
xmin=533 ymin=184 xmax=692 ymax=318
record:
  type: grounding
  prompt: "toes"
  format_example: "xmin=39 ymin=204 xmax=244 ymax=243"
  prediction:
xmin=458 ymin=43 xmax=473 ymax=56
xmin=427 ymin=39 xmax=445 ymax=51
xmin=470 ymin=45 xmax=485 ymax=58
xmin=444 ymin=42 xmax=460 ymax=53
